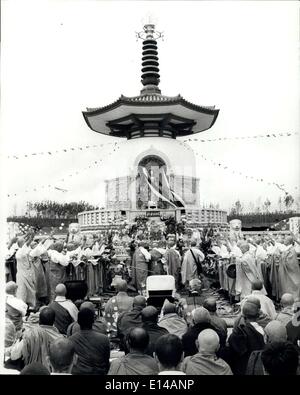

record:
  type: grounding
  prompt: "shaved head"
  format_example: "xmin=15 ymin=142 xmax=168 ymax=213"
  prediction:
xmin=198 ymin=329 xmax=220 ymax=354
xmin=141 ymin=306 xmax=159 ymax=323
xmin=281 ymin=293 xmax=294 ymax=307
xmin=127 ymin=327 xmax=149 ymax=352
xmin=239 ymin=242 xmax=250 ymax=254
xmin=252 ymin=280 xmax=263 ymax=291
xmin=203 ymin=298 xmax=217 ymax=313
xmin=49 ymin=338 xmax=75 ymax=373
xmin=192 ymin=307 xmax=211 ymax=325
xmin=264 ymin=321 xmax=287 ymax=343
xmin=5 ymin=281 xmax=18 ymax=295
xmin=242 ymin=297 xmax=261 ymax=320
xmin=133 ymin=295 xmax=147 ymax=308
xmin=39 ymin=307 xmax=55 ymax=326
xmin=55 ymin=284 xmax=67 ymax=297
xmin=115 ymin=279 xmax=128 ymax=292
xmin=80 ymin=301 xmax=95 ymax=313
xmin=52 ymin=241 xmax=64 ymax=253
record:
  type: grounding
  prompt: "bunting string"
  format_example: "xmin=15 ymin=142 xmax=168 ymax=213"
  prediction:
xmin=182 ymin=131 xmax=298 ymax=143
xmin=4 ymin=132 xmax=298 ymax=160
xmin=195 ymin=151 xmax=295 ymax=195
xmin=5 ymin=140 xmax=124 ymax=160
xmin=7 ymin=143 xmax=122 ymax=198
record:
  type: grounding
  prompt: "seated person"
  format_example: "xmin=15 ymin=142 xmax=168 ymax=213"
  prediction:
xmin=108 ymin=327 xmax=158 ymax=375
xmin=182 ymin=329 xmax=232 ymax=375
xmin=155 ymin=334 xmax=186 ymax=375
xmin=261 ymin=341 xmax=299 ymax=376
xmin=69 ymin=308 xmax=110 ymax=375
xmin=141 ymin=306 xmax=169 ymax=356
xmin=67 ymin=301 xmax=108 ymax=336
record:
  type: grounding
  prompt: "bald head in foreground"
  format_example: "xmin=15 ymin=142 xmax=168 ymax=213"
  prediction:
xmin=108 ymin=327 xmax=159 ymax=375
xmin=48 ymin=338 xmax=76 ymax=374
xmin=197 ymin=329 xmax=220 ymax=354
xmin=182 ymin=329 xmax=232 ymax=375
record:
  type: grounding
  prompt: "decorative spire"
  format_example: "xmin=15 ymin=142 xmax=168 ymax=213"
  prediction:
xmin=136 ymin=23 xmax=163 ymax=95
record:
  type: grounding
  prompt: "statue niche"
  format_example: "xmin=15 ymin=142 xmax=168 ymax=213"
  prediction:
xmin=136 ymin=155 xmax=170 ymax=210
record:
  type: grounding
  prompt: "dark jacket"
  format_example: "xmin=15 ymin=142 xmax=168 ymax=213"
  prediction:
xmin=69 ymin=329 xmax=110 ymax=375
xmin=228 ymin=322 xmax=265 ymax=375
xmin=142 ymin=322 xmax=168 ymax=356
xmin=182 ymin=322 xmax=219 ymax=357
xmin=286 ymin=318 xmax=300 ymax=346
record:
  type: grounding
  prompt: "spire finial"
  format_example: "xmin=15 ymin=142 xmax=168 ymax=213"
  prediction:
xmin=136 ymin=21 xmax=163 ymax=95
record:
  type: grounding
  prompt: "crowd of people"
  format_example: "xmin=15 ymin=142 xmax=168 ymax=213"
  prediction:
xmin=3 ymin=220 xmax=300 ymax=375
xmin=3 ymin=278 xmax=300 ymax=375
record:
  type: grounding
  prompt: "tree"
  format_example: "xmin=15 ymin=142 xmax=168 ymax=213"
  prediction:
xmin=263 ymin=198 xmax=271 ymax=213
xmin=234 ymin=200 xmax=242 ymax=215
xmin=284 ymin=194 xmax=294 ymax=213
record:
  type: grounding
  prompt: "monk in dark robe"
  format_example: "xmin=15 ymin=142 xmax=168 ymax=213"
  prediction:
xmin=108 ymin=327 xmax=158 ymax=375
xmin=48 ymin=284 xmax=78 ymax=335
xmin=131 ymin=241 xmax=151 ymax=292
xmin=164 ymin=239 xmax=181 ymax=290
xmin=278 ymin=237 xmax=300 ymax=299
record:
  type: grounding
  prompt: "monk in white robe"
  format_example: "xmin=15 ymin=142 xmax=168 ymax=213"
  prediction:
xmin=48 ymin=242 xmax=69 ymax=302
xmin=236 ymin=242 xmax=266 ymax=300
xmin=181 ymin=241 xmax=205 ymax=285
xmin=278 ymin=236 xmax=300 ymax=299
xmin=15 ymin=231 xmax=46 ymax=308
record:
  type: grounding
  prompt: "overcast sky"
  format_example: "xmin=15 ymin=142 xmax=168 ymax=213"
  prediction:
xmin=1 ymin=0 xmax=299 ymax=215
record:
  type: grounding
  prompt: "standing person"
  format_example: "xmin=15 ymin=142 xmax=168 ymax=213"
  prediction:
xmin=48 ymin=241 xmax=70 ymax=301
xmin=108 ymin=328 xmax=159 ymax=375
xmin=278 ymin=236 xmax=300 ymax=299
xmin=164 ymin=237 xmax=181 ymax=290
xmin=181 ymin=241 xmax=205 ymax=287
xmin=69 ymin=308 xmax=110 ymax=375
xmin=15 ymin=230 xmax=37 ymax=308
xmin=182 ymin=329 xmax=232 ymax=375
xmin=155 ymin=334 xmax=186 ymax=375
xmin=255 ymin=238 xmax=271 ymax=295
xmin=235 ymin=242 xmax=265 ymax=300
xmin=131 ymin=240 xmax=151 ymax=293
xmin=49 ymin=284 xmax=78 ymax=335
xmin=5 ymin=236 xmax=19 ymax=282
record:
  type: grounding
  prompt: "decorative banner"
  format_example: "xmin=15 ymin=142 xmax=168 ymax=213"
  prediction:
xmin=6 ymin=140 xmax=123 ymax=160
xmin=141 ymin=167 xmax=178 ymax=209
xmin=182 ymin=131 xmax=298 ymax=143
xmin=195 ymin=151 xmax=292 ymax=195
xmin=7 ymin=142 xmax=121 ymax=198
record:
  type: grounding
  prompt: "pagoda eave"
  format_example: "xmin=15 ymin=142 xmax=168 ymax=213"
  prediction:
xmin=83 ymin=95 xmax=219 ymax=138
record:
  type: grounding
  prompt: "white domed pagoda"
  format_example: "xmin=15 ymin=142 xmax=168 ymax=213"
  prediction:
xmin=78 ymin=23 xmax=227 ymax=230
